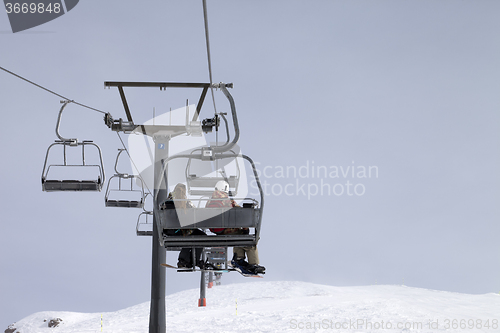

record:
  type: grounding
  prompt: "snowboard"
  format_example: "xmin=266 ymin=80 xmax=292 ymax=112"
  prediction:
xmin=228 ymin=261 xmax=264 ymax=278
xmin=161 ymin=262 xmax=263 ymax=278
xmin=161 ymin=263 xmax=230 ymax=273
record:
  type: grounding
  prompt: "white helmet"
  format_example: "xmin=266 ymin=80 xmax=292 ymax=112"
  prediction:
xmin=215 ymin=180 xmax=229 ymax=193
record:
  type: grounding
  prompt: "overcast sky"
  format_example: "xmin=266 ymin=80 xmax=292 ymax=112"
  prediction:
xmin=1 ymin=0 xmax=499 ymax=329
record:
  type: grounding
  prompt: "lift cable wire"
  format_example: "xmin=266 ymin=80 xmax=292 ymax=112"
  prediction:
xmin=0 ymin=65 xmax=107 ymax=115
xmin=116 ymin=132 xmax=153 ymax=198
xmin=202 ymin=0 xmax=217 ymax=116
xmin=202 ymin=0 xmax=222 ymax=174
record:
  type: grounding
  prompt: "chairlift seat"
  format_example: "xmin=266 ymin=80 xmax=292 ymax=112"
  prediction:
xmin=137 ymin=230 xmax=153 ymax=236
xmin=105 ymin=199 xmax=144 ymax=208
xmin=42 ymin=179 xmax=102 ymax=192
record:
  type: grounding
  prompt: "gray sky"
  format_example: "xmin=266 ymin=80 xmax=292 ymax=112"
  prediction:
xmin=1 ymin=0 xmax=499 ymax=329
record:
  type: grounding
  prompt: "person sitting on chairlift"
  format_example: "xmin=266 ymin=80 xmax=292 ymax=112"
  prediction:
xmin=161 ymin=183 xmax=206 ymax=269
xmin=206 ymin=180 xmax=265 ymax=274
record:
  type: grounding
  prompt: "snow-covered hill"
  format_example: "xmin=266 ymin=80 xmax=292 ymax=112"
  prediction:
xmin=6 ymin=281 xmax=499 ymax=333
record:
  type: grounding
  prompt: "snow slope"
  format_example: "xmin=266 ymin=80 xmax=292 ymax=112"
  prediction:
xmin=7 ymin=281 xmax=500 ymax=333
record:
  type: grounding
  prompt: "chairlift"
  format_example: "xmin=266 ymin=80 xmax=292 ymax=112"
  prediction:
xmin=41 ymin=101 xmax=105 ymax=192
xmin=151 ymin=83 xmax=264 ymax=249
xmin=102 ymin=81 xmax=264 ymax=253
xmin=136 ymin=211 xmax=153 ymax=236
xmin=104 ymin=149 xmax=146 ymax=208
xmin=160 ymin=153 xmax=263 ymax=249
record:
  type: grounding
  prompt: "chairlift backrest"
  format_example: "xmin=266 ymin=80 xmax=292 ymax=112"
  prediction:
xmin=185 ymin=151 xmax=240 ymax=196
xmin=186 ymin=175 xmax=238 ymax=196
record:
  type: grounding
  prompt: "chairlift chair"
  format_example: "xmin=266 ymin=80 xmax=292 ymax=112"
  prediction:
xmin=136 ymin=211 xmax=153 ymax=236
xmin=41 ymin=101 xmax=105 ymax=192
xmin=160 ymin=153 xmax=263 ymax=249
xmin=104 ymin=149 xmax=146 ymax=208
xmin=102 ymin=81 xmax=264 ymax=259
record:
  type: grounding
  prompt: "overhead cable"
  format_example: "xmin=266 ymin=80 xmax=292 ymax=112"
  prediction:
xmin=0 ymin=65 xmax=107 ymax=114
xmin=202 ymin=0 xmax=218 ymax=115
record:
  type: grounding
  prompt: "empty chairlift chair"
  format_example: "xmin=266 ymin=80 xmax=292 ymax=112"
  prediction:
xmin=136 ymin=211 xmax=153 ymax=236
xmin=104 ymin=149 xmax=146 ymax=208
xmin=41 ymin=101 xmax=105 ymax=192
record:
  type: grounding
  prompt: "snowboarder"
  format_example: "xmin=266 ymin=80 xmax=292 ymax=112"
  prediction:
xmin=206 ymin=181 xmax=266 ymax=274
xmin=161 ymin=183 xmax=206 ymax=268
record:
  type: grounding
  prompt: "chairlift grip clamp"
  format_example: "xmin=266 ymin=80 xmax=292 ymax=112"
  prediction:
xmin=211 ymin=82 xmax=233 ymax=89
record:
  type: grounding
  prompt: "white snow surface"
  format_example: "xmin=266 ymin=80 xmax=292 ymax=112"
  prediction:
xmin=7 ymin=281 xmax=500 ymax=333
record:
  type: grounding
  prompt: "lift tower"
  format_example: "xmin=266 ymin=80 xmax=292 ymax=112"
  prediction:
xmin=103 ymin=81 xmax=264 ymax=333
xmin=103 ymin=81 xmax=211 ymax=333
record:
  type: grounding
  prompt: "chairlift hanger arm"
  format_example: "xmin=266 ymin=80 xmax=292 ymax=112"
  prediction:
xmin=211 ymin=84 xmax=239 ymax=153
xmin=113 ymin=148 xmax=129 ymax=176
xmin=55 ymin=100 xmax=78 ymax=145
xmin=219 ymin=113 xmax=230 ymax=146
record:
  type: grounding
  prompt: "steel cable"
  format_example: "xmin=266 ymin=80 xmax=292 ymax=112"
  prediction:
xmin=0 ymin=65 xmax=107 ymax=114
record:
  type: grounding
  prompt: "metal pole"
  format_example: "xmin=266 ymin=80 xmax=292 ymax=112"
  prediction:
xmin=149 ymin=137 xmax=169 ymax=333
xmin=208 ymin=271 xmax=213 ymax=289
xmin=199 ymin=251 xmax=207 ymax=307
